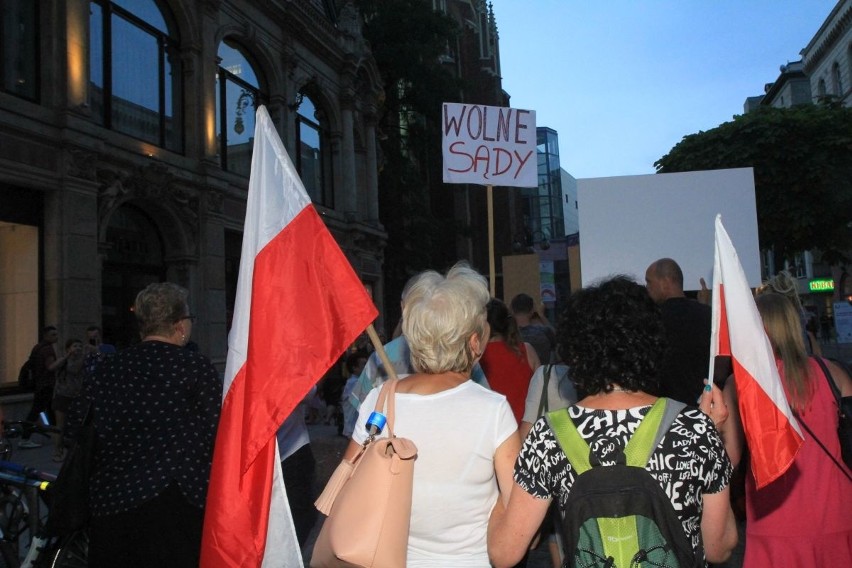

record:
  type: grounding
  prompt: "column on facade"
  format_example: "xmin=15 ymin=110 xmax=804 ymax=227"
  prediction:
xmin=198 ymin=5 xmax=221 ymax=163
xmin=65 ymin=0 xmax=90 ymax=110
xmin=339 ymin=97 xmax=358 ymax=218
xmin=364 ymin=111 xmax=380 ymax=222
xmin=54 ymin=174 xmax=102 ymax=336
xmin=197 ymin=189 xmax=229 ymax=365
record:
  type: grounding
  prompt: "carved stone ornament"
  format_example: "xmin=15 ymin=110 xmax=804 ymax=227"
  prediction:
xmin=96 ymin=163 xmax=200 ymax=247
xmin=65 ymin=147 xmax=98 ymax=181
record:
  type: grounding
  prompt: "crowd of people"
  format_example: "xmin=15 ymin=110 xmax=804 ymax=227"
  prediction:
xmin=10 ymin=256 xmax=850 ymax=567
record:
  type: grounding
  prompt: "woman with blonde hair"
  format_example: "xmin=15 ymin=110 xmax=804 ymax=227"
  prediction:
xmin=723 ymin=292 xmax=852 ymax=566
xmin=757 ymin=270 xmax=821 ymax=355
xmin=348 ymin=263 xmax=519 ymax=567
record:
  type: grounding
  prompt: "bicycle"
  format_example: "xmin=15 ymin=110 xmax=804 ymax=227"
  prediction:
xmin=0 ymin=421 xmax=87 ymax=568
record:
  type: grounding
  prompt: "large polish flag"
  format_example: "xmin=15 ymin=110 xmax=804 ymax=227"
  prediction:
xmin=201 ymin=106 xmax=378 ymax=567
xmin=709 ymin=215 xmax=802 ymax=489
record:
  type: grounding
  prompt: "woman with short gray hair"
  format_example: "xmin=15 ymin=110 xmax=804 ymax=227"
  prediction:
xmin=85 ymin=282 xmax=222 ymax=567
xmin=348 ymin=263 xmax=519 ymax=567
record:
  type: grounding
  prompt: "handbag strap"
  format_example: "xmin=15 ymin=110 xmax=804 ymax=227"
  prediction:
xmin=794 ymin=357 xmax=851 ymax=481
xmin=373 ymin=378 xmax=400 ymax=437
xmin=813 ymin=356 xmax=841 ymax=402
xmin=794 ymin=413 xmax=851 ymax=482
xmin=537 ymin=365 xmax=553 ymax=417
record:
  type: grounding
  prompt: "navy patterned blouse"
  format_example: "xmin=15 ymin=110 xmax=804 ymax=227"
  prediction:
xmin=84 ymin=341 xmax=222 ymax=516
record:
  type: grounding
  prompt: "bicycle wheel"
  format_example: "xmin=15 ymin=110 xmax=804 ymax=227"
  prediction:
xmin=0 ymin=539 xmax=18 ymax=568
xmin=44 ymin=530 xmax=87 ymax=568
xmin=0 ymin=492 xmax=28 ymax=559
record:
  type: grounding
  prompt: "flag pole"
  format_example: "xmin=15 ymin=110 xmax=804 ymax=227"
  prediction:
xmin=366 ymin=324 xmax=400 ymax=382
xmin=487 ymin=184 xmax=496 ymax=297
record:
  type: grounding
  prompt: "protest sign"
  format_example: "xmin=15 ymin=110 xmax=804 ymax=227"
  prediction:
xmin=442 ymin=103 xmax=537 ymax=188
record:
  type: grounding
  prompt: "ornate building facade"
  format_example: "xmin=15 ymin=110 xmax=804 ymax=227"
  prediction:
xmin=0 ymin=0 xmax=385 ymax=382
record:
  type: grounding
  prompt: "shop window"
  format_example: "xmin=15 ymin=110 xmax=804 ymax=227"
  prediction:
xmin=0 ymin=0 xmax=38 ymax=100
xmin=296 ymin=94 xmax=334 ymax=207
xmin=216 ymin=40 xmax=262 ymax=177
xmin=89 ymin=0 xmax=183 ymax=151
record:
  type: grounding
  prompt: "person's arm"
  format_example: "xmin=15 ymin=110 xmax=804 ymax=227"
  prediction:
xmin=698 ymin=377 xmax=743 ymax=467
xmin=807 ymin=331 xmax=823 ymax=356
xmin=518 ymin=421 xmax=534 ymax=441
xmin=700 ymin=485 xmax=738 ymax=563
xmin=342 ymin=438 xmax=363 ymax=461
xmin=488 ymin=482 xmax=551 ymax=568
xmin=825 ymin=358 xmax=852 ymax=397
xmin=494 ymin=431 xmax=521 ymax=507
xmin=524 ymin=343 xmax=540 ymax=371
xmin=46 ymin=349 xmax=63 ymax=372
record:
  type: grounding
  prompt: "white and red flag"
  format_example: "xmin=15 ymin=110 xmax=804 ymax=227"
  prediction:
xmin=201 ymin=106 xmax=378 ymax=566
xmin=709 ymin=214 xmax=802 ymax=489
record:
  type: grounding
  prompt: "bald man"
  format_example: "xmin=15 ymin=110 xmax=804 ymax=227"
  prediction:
xmin=645 ymin=258 xmax=711 ymax=405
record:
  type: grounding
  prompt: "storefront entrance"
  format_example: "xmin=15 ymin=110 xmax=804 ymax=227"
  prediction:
xmin=101 ymin=205 xmax=165 ymax=349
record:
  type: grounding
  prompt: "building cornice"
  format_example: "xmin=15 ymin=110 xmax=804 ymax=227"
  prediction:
xmin=801 ymin=0 xmax=852 ymax=73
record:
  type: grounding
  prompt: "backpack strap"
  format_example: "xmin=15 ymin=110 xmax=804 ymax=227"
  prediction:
xmin=547 ymin=398 xmax=683 ymax=473
xmin=625 ymin=399 xmax=684 ymax=467
xmin=547 ymin=406 xmax=592 ymax=473
xmin=537 ymin=365 xmax=553 ymax=417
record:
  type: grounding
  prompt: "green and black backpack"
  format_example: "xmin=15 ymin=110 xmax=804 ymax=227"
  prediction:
xmin=547 ymin=398 xmax=701 ymax=568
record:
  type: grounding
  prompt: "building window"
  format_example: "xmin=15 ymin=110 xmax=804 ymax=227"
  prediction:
xmin=833 ymin=62 xmax=843 ymax=96
xmin=0 ymin=0 xmax=38 ymax=100
xmin=89 ymin=0 xmax=183 ymax=151
xmin=296 ymin=94 xmax=333 ymax=207
xmin=216 ymin=40 xmax=262 ymax=177
xmin=817 ymin=78 xmax=827 ymax=99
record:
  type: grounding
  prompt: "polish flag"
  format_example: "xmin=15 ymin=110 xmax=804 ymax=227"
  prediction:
xmin=201 ymin=106 xmax=378 ymax=567
xmin=709 ymin=215 xmax=802 ymax=489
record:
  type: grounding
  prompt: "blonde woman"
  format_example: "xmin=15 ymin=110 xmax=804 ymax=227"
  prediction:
xmin=757 ymin=270 xmax=821 ymax=356
xmin=348 ymin=264 xmax=519 ymax=567
xmin=722 ymin=293 xmax=852 ymax=566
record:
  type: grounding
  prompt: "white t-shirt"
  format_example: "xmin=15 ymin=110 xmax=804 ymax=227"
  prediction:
xmin=353 ymin=380 xmax=517 ymax=567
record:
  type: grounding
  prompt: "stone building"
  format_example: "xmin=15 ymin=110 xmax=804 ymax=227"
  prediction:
xmin=0 ymin=0 xmax=385 ymax=383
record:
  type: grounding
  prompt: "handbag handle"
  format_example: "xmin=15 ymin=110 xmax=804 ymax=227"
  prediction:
xmin=537 ymin=364 xmax=553 ymax=418
xmin=372 ymin=377 xmax=400 ymax=438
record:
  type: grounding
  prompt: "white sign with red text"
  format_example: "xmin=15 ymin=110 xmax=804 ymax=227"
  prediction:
xmin=442 ymin=103 xmax=537 ymax=188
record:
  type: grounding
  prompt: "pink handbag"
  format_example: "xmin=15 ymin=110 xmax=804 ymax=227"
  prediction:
xmin=310 ymin=379 xmax=417 ymax=568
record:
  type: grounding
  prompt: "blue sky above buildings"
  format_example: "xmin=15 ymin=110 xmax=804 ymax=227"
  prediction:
xmin=495 ymin=0 xmax=837 ymax=179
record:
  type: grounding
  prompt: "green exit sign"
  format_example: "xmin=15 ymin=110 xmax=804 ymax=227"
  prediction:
xmin=808 ymin=278 xmax=834 ymax=292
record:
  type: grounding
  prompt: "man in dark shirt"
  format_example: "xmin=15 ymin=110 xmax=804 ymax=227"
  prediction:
xmin=20 ymin=325 xmax=60 ymax=448
xmin=645 ymin=258 xmax=711 ymax=406
xmin=510 ymin=293 xmax=557 ymax=364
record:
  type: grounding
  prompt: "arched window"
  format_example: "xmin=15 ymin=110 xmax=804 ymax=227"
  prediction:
xmin=89 ymin=0 xmax=182 ymax=151
xmin=296 ymin=94 xmax=333 ymax=207
xmin=833 ymin=62 xmax=843 ymax=96
xmin=817 ymin=78 xmax=827 ymax=99
xmin=216 ymin=40 xmax=262 ymax=177
xmin=0 ymin=0 xmax=38 ymax=100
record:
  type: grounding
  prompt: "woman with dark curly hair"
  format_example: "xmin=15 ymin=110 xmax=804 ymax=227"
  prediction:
xmin=488 ymin=276 xmax=737 ymax=567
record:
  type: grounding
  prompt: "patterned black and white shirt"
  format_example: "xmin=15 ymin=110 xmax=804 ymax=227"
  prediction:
xmin=86 ymin=341 xmax=222 ymax=516
xmin=515 ymin=404 xmax=732 ymax=553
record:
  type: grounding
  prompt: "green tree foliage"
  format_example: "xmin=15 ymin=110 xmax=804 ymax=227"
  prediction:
xmin=356 ymin=0 xmax=464 ymax=323
xmin=655 ymin=102 xmax=852 ymax=264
